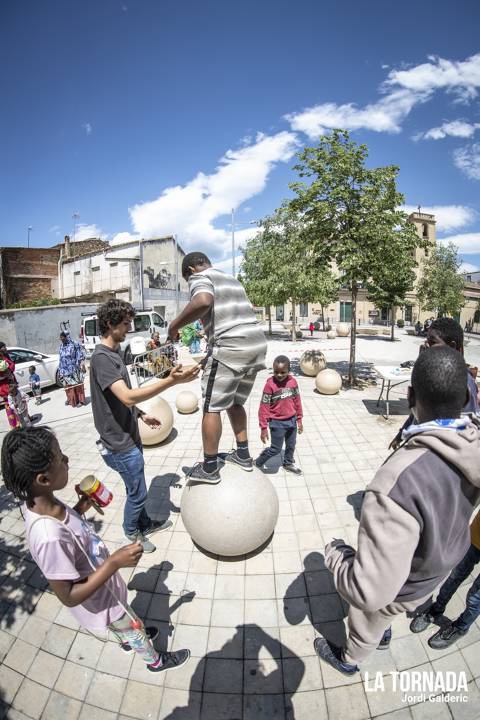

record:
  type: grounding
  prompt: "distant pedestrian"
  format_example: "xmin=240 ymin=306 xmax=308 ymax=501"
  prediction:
xmin=7 ymin=382 xmax=31 ymax=429
xmin=29 ymin=365 xmax=42 ymax=405
xmin=255 ymin=355 xmax=303 ymax=475
xmin=58 ymin=331 xmax=86 ymax=407
xmin=309 ymin=322 xmax=314 ymax=337
xmin=0 ymin=342 xmax=17 ymax=402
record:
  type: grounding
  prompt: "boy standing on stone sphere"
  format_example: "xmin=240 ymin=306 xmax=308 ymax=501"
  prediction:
xmin=90 ymin=299 xmax=200 ymax=553
xmin=255 ymin=355 xmax=303 ymax=474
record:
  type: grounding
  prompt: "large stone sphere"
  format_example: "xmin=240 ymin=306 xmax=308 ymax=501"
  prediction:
xmin=176 ymin=390 xmax=199 ymax=414
xmin=299 ymin=350 xmax=327 ymax=377
xmin=336 ymin=323 xmax=350 ymax=337
xmin=327 ymin=330 xmax=336 ymax=340
xmin=315 ymin=368 xmax=342 ymax=395
xmin=181 ymin=463 xmax=279 ymax=556
xmin=137 ymin=395 xmax=174 ymax=445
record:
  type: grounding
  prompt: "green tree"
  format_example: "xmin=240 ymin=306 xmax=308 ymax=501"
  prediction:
xmin=417 ymin=243 xmax=465 ymax=318
xmin=240 ymin=205 xmax=320 ymax=341
xmin=366 ymin=228 xmax=420 ymax=341
xmin=289 ymin=129 xmax=425 ymax=384
xmin=312 ymin=271 xmax=341 ymax=330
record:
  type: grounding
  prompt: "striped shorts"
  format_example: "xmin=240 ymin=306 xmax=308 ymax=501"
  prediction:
xmin=202 ymin=356 xmax=258 ymax=412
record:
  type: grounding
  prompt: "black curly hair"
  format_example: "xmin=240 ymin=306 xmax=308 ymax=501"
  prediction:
xmin=1 ymin=427 xmax=56 ymax=503
xmin=97 ymin=298 xmax=135 ymax=337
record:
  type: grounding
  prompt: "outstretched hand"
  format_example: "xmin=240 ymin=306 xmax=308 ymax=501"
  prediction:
xmin=170 ymin=364 xmax=200 ymax=384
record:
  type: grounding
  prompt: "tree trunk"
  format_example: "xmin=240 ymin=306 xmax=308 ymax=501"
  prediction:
xmin=390 ymin=306 xmax=395 ymax=341
xmin=320 ymin=304 xmax=325 ymax=330
xmin=267 ymin=306 xmax=272 ymax=336
xmin=348 ymin=282 xmax=358 ymax=385
xmin=291 ymin=299 xmax=296 ymax=341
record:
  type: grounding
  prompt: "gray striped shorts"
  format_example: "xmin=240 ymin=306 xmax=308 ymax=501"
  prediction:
xmin=201 ymin=356 xmax=258 ymax=412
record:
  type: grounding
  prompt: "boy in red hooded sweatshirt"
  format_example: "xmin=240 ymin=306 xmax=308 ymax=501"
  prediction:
xmin=255 ymin=355 xmax=303 ymax=474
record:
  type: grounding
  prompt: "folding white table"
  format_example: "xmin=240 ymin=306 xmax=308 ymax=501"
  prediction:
xmin=374 ymin=365 xmax=412 ymax=419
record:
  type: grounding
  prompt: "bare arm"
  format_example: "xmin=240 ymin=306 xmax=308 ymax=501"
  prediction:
xmin=168 ymin=293 xmax=213 ymax=339
xmin=109 ymin=364 xmax=200 ymax=408
xmin=49 ymin=543 xmax=143 ymax=608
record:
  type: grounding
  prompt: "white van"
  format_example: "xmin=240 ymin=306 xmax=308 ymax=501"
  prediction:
xmin=80 ymin=310 xmax=168 ymax=363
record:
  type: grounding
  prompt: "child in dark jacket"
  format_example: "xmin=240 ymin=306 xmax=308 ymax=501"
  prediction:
xmin=255 ymin=355 xmax=303 ymax=474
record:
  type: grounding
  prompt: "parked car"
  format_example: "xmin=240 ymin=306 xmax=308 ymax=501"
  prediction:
xmin=6 ymin=347 xmax=60 ymax=393
xmin=80 ymin=310 xmax=168 ymax=363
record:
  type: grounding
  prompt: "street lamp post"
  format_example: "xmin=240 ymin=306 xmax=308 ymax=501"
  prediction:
xmin=231 ymin=208 xmax=235 ymax=277
xmin=27 ymin=226 xmax=33 ymax=248
xmin=72 ymin=212 xmax=80 ymax=298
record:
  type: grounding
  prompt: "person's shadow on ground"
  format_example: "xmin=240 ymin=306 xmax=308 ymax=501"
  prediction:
xmin=146 ymin=472 xmax=183 ymax=519
xmin=283 ymin=551 xmax=348 ymax=649
xmin=163 ymin=624 xmax=305 ymax=720
xmin=129 ymin=561 xmax=195 ymax=651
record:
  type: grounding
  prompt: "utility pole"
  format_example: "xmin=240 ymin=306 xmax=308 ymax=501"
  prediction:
xmin=27 ymin=226 xmax=33 ymax=248
xmin=72 ymin=212 xmax=80 ymax=298
xmin=174 ymin=234 xmax=179 ymax=315
xmin=231 ymin=208 xmax=235 ymax=277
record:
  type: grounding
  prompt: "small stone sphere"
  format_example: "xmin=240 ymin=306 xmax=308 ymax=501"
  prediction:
xmin=327 ymin=330 xmax=336 ymax=340
xmin=176 ymin=390 xmax=199 ymax=414
xmin=299 ymin=350 xmax=327 ymax=377
xmin=336 ymin=323 xmax=350 ymax=337
xmin=315 ymin=368 xmax=342 ymax=395
xmin=137 ymin=395 xmax=174 ymax=445
xmin=181 ymin=463 xmax=279 ymax=556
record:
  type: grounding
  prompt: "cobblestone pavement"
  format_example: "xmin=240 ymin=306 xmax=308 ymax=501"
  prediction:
xmin=1 ymin=334 xmax=479 ymax=719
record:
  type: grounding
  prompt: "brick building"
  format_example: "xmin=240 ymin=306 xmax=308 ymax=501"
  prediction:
xmin=0 ymin=237 xmax=108 ymax=308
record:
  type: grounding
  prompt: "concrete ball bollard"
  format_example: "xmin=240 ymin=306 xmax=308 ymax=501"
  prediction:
xmin=315 ymin=368 xmax=342 ymax=395
xmin=137 ymin=395 xmax=174 ymax=445
xmin=327 ymin=330 xmax=336 ymax=339
xmin=299 ymin=350 xmax=327 ymax=377
xmin=181 ymin=463 xmax=279 ymax=556
xmin=336 ymin=323 xmax=350 ymax=337
xmin=176 ymin=390 xmax=199 ymax=414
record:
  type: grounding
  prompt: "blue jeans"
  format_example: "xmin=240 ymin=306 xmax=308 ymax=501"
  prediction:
xmin=102 ymin=446 xmax=150 ymax=536
xmin=256 ymin=417 xmax=297 ymax=466
xmin=189 ymin=338 xmax=201 ymax=354
xmin=432 ymin=544 xmax=480 ymax=632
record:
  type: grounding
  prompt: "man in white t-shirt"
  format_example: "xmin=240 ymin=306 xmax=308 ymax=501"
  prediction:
xmin=168 ymin=252 xmax=267 ymax=483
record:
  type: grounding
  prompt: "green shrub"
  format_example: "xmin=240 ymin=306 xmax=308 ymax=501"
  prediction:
xmin=397 ymin=319 xmax=405 ymax=328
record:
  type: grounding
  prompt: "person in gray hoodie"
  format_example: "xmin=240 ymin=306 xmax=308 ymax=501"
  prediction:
xmin=315 ymin=345 xmax=480 ymax=675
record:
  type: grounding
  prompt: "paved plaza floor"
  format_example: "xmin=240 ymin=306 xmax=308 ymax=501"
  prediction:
xmin=0 ymin=331 xmax=479 ymax=719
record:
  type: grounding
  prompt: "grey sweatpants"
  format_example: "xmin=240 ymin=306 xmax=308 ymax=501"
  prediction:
xmin=344 ymin=592 xmax=432 ymax=665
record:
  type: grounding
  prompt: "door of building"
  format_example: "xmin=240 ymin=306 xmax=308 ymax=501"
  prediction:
xmin=340 ymin=301 xmax=352 ymax=322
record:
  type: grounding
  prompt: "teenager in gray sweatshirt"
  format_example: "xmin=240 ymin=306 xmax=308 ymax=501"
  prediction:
xmin=315 ymin=345 xmax=480 ymax=675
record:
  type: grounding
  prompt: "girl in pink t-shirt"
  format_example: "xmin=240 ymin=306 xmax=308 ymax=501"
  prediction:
xmin=1 ymin=426 xmax=190 ymax=674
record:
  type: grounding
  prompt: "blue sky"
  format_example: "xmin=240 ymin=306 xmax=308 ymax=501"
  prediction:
xmin=1 ymin=0 xmax=480 ymax=271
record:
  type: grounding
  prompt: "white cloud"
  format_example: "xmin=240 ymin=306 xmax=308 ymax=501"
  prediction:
xmin=453 ymin=143 xmax=480 ymax=180
xmin=438 ymin=232 xmax=480 ymax=254
xmin=110 ymin=231 xmax=141 ymax=246
xmin=73 ymin=223 xmax=106 ymax=242
xmin=49 ymin=225 xmax=61 ymax=235
xmin=286 ymin=89 xmax=424 ymax=138
xmin=286 ymin=53 xmax=480 ymax=139
xmin=402 ymin=204 xmax=476 ymax=232
xmin=384 ymin=53 xmax=480 ymax=103
xmin=415 ymin=120 xmax=480 ymax=141
xmin=128 ymin=131 xmax=297 ymax=257
xmin=82 ymin=122 xmax=92 ymax=135
xmin=458 ymin=262 xmax=479 ymax=274
xmin=213 ymin=254 xmax=244 ymax=274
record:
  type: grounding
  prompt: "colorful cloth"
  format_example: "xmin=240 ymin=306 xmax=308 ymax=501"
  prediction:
xmin=58 ymin=337 xmax=85 ymax=386
xmin=0 ymin=354 xmax=16 ymax=399
xmin=258 ymin=374 xmax=303 ymax=429
xmin=7 ymin=389 xmax=30 ymax=428
xmin=402 ymin=417 xmax=471 ymax=440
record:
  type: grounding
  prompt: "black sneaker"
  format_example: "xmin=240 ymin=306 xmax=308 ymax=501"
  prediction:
xmin=313 ymin=637 xmax=359 ymax=676
xmin=186 ymin=462 xmax=221 ymax=484
xmin=409 ymin=608 xmax=438 ymax=634
xmin=377 ymin=626 xmax=392 ymax=649
xmin=283 ymin=463 xmax=302 ymax=475
xmin=254 ymin=460 xmax=268 ymax=473
xmin=147 ymin=648 xmax=191 ymax=673
xmin=221 ymin=450 xmax=254 ymax=472
xmin=121 ymin=626 xmax=159 ymax=653
xmin=142 ymin=519 xmax=173 ymax=537
xmin=428 ymin=623 xmax=467 ymax=650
